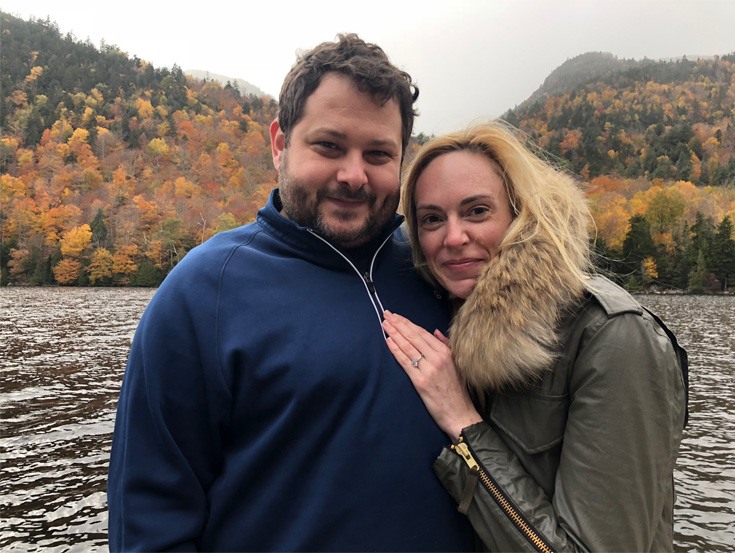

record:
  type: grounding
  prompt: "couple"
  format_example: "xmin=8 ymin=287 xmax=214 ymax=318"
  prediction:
xmin=108 ymin=33 xmax=688 ymax=552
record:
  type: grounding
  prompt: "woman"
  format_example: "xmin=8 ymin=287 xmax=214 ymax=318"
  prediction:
xmin=382 ymin=121 xmax=688 ymax=552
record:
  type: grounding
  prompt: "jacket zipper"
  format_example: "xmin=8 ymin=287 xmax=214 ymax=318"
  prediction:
xmin=307 ymin=229 xmax=391 ymax=328
xmin=452 ymin=437 xmax=556 ymax=553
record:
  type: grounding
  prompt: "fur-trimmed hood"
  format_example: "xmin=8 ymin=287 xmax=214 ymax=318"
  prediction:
xmin=449 ymin=230 xmax=586 ymax=393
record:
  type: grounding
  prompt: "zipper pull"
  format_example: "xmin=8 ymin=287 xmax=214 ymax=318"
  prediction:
xmin=451 ymin=439 xmax=479 ymax=471
xmin=363 ymin=272 xmax=376 ymax=294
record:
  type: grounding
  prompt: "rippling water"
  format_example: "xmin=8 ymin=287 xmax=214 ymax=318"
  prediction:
xmin=1 ymin=288 xmax=154 ymax=552
xmin=642 ymin=295 xmax=735 ymax=551
xmin=0 ymin=288 xmax=733 ymax=551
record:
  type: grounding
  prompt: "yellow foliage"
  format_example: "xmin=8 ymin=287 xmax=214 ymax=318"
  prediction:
xmin=43 ymin=204 xmax=83 ymax=246
xmin=53 ymin=258 xmax=82 ymax=285
xmin=89 ymin=248 xmax=115 ymax=284
xmin=144 ymin=239 xmax=165 ymax=269
xmin=113 ymin=244 xmax=139 ymax=278
xmin=147 ymin=138 xmax=170 ymax=157
xmin=133 ymin=195 xmax=161 ymax=228
xmin=82 ymin=107 xmax=95 ymax=125
xmin=24 ymin=66 xmax=44 ymax=84
xmin=590 ymin=192 xmax=630 ymax=250
xmin=1 ymin=174 xmax=27 ymax=199
xmin=174 ymin=176 xmax=197 ymax=198
xmin=60 ymin=224 xmax=93 ymax=258
xmin=157 ymin=122 xmax=170 ymax=138
xmin=642 ymin=257 xmax=659 ymax=280
xmin=90 ymin=88 xmax=104 ymax=104
xmin=1 ymin=136 xmax=20 ymax=150
xmin=69 ymin=128 xmax=90 ymax=145
xmin=136 ymin=97 xmax=154 ymax=119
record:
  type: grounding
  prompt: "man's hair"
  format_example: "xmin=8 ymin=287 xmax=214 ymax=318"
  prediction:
xmin=277 ymin=33 xmax=419 ymax=154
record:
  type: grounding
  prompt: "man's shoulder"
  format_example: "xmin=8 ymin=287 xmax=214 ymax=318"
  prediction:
xmin=165 ymin=222 xmax=265 ymax=278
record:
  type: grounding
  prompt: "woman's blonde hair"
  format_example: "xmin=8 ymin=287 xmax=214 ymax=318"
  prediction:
xmin=400 ymin=120 xmax=592 ymax=293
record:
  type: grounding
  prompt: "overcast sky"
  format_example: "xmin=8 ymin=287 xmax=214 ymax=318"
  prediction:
xmin=2 ymin=0 xmax=734 ymax=135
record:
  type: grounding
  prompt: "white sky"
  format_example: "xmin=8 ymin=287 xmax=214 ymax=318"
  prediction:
xmin=2 ymin=0 xmax=734 ymax=135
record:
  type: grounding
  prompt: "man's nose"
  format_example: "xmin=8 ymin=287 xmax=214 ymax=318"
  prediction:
xmin=337 ymin=152 xmax=368 ymax=190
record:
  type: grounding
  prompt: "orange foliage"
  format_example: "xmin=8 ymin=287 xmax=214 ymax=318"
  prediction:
xmin=53 ymin=258 xmax=82 ymax=284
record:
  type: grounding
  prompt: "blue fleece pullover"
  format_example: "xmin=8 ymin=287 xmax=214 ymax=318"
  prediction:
xmin=108 ymin=189 xmax=475 ymax=551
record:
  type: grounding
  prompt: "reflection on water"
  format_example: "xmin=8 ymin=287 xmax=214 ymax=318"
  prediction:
xmin=1 ymin=287 xmax=155 ymax=552
xmin=0 ymin=288 xmax=733 ymax=551
xmin=642 ymin=295 xmax=735 ymax=551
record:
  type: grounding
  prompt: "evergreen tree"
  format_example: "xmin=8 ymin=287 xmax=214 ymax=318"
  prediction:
xmin=688 ymin=250 xmax=705 ymax=293
xmin=711 ymin=216 xmax=735 ymax=291
xmin=90 ymin=209 xmax=109 ymax=248
xmin=686 ymin=212 xmax=715 ymax=271
xmin=621 ymin=215 xmax=655 ymax=280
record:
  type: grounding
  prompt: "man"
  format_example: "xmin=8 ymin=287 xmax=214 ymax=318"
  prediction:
xmin=107 ymin=34 xmax=475 ymax=551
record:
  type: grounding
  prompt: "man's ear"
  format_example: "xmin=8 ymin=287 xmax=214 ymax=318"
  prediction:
xmin=270 ymin=119 xmax=286 ymax=170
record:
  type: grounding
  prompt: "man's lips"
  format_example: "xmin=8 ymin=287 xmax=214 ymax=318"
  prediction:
xmin=324 ymin=195 xmax=368 ymax=209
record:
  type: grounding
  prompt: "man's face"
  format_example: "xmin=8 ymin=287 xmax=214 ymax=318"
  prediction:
xmin=270 ymin=73 xmax=403 ymax=249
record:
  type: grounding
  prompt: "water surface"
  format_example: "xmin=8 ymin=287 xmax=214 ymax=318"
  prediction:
xmin=0 ymin=288 xmax=733 ymax=551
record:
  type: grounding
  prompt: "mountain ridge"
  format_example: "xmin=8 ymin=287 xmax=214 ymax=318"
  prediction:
xmin=184 ymin=70 xmax=266 ymax=98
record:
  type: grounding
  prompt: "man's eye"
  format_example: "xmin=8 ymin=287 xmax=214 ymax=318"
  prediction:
xmin=316 ymin=142 xmax=338 ymax=150
xmin=366 ymin=150 xmax=392 ymax=162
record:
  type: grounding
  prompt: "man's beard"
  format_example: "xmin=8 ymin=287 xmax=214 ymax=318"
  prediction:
xmin=278 ymin=153 xmax=400 ymax=249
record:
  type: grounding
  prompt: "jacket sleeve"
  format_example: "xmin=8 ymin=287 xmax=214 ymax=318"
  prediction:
xmin=433 ymin=311 xmax=686 ymax=552
xmin=107 ymin=275 xmax=230 ymax=552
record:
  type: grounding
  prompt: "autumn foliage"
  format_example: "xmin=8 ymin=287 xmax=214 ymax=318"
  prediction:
xmin=1 ymin=14 xmax=734 ymax=292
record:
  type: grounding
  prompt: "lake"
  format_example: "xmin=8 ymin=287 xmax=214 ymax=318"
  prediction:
xmin=0 ymin=288 xmax=733 ymax=551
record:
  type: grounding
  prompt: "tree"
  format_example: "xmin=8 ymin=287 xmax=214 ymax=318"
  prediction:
xmin=53 ymin=257 xmax=82 ymax=285
xmin=59 ymin=224 xmax=93 ymax=258
xmin=112 ymin=244 xmax=139 ymax=284
xmin=90 ymin=208 xmax=108 ymax=248
xmin=711 ymin=216 xmax=735 ymax=291
xmin=88 ymin=247 xmax=114 ymax=285
xmin=621 ymin=215 xmax=655 ymax=279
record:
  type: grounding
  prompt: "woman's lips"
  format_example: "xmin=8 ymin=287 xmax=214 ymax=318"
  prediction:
xmin=442 ymin=258 xmax=485 ymax=272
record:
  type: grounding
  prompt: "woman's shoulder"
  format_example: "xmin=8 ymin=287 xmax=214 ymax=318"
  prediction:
xmin=583 ymin=274 xmax=643 ymax=318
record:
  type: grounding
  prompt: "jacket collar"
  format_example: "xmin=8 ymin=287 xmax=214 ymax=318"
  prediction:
xmin=449 ymin=230 xmax=586 ymax=393
xmin=256 ymin=188 xmax=404 ymax=272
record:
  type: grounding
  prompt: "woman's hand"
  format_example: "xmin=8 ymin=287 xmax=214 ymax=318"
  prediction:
xmin=382 ymin=310 xmax=482 ymax=441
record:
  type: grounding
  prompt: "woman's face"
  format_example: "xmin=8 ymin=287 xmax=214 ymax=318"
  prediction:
xmin=415 ymin=150 xmax=514 ymax=299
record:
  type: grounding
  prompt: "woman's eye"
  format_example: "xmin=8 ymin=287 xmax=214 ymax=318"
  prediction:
xmin=420 ymin=214 xmax=442 ymax=226
xmin=468 ymin=206 xmax=490 ymax=218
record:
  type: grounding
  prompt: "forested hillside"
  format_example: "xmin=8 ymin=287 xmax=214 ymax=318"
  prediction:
xmin=1 ymin=12 xmax=277 ymax=286
xmin=1 ymin=14 xmax=734 ymax=291
xmin=504 ymin=52 xmax=735 ymax=292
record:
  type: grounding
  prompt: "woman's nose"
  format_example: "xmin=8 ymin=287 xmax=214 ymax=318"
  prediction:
xmin=444 ymin=219 xmax=469 ymax=248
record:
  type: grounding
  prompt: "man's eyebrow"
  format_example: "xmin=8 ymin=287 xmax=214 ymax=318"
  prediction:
xmin=309 ymin=128 xmax=399 ymax=149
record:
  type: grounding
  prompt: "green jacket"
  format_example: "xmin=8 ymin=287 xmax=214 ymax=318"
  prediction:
xmin=434 ymin=276 xmax=688 ymax=552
